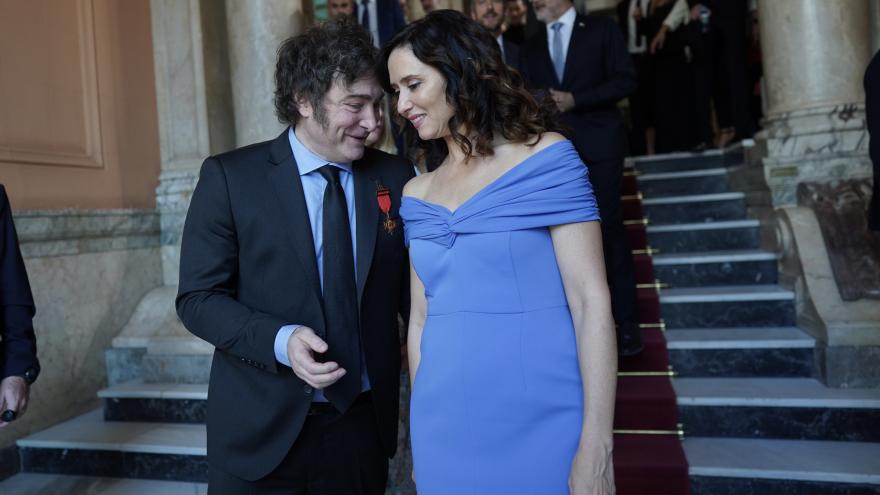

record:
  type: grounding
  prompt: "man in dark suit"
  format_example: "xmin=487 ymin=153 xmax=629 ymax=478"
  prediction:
xmin=0 ymin=186 xmax=40 ymax=427
xmin=865 ymin=49 xmax=879 ymax=231
xmin=357 ymin=0 xmax=406 ymax=47
xmin=177 ymin=20 xmax=413 ymax=493
xmin=472 ymin=0 xmax=521 ymax=71
xmin=520 ymin=0 xmax=642 ymax=355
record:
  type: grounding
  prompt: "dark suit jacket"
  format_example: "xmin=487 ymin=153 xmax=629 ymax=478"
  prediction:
xmin=502 ymin=37 xmax=522 ymax=72
xmin=0 ymin=185 xmax=39 ymax=381
xmin=176 ymin=131 xmax=413 ymax=480
xmin=867 ymin=50 xmax=880 ymax=230
xmin=520 ymin=14 xmax=637 ymax=162
xmin=373 ymin=0 xmax=407 ymax=46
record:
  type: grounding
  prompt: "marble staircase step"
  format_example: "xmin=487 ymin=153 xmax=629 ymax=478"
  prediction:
xmin=631 ymin=145 xmax=744 ymax=175
xmin=666 ymin=327 xmax=815 ymax=378
xmin=685 ymin=437 xmax=880 ymax=494
xmin=100 ymin=382 xmax=207 ymax=424
xmin=0 ymin=473 xmax=207 ymax=494
xmin=647 ymin=219 xmax=761 ymax=253
xmin=659 ymin=285 xmax=796 ymax=329
xmin=106 ymin=337 xmax=213 ymax=386
xmin=675 ymin=377 xmax=880 ymax=441
xmin=653 ymin=249 xmax=778 ymax=287
xmin=643 ymin=192 xmax=747 ymax=224
xmin=17 ymin=409 xmax=207 ymax=482
xmin=142 ymin=353 xmax=211 ymax=385
xmin=637 ymin=167 xmax=731 ymax=197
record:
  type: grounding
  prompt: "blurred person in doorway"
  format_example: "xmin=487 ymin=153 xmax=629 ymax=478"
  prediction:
xmin=687 ymin=0 xmax=754 ymax=149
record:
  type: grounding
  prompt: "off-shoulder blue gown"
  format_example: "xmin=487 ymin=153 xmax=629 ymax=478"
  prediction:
xmin=401 ymin=141 xmax=600 ymax=494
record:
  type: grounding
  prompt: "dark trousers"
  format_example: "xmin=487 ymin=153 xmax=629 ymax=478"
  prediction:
xmin=628 ymin=53 xmax=655 ymax=156
xmin=208 ymin=396 xmax=388 ymax=495
xmin=587 ymin=157 xmax=639 ymax=335
xmin=706 ymin=15 xmax=753 ymax=137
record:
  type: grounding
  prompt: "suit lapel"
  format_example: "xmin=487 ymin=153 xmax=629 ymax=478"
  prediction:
xmin=562 ymin=16 xmax=586 ymax=87
xmin=267 ymin=131 xmax=323 ymax=299
xmin=353 ymin=163 xmax=378 ymax=310
xmin=536 ymin=31 xmax=560 ymax=86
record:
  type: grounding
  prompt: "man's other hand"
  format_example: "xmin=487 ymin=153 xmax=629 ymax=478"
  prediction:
xmin=549 ymin=89 xmax=575 ymax=113
xmin=286 ymin=327 xmax=347 ymax=389
xmin=0 ymin=376 xmax=29 ymax=427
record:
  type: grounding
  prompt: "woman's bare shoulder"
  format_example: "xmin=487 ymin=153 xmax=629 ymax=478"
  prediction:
xmin=507 ymin=132 xmax=568 ymax=158
xmin=402 ymin=171 xmax=435 ymax=200
xmin=532 ymin=132 xmax=567 ymax=150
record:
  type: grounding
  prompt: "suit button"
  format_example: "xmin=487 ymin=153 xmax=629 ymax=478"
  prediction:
xmin=303 ymin=385 xmax=313 ymax=394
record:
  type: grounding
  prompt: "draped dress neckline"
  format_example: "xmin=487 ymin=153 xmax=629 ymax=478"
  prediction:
xmin=401 ymin=140 xmax=568 ymax=216
xmin=400 ymin=140 xmax=599 ymax=249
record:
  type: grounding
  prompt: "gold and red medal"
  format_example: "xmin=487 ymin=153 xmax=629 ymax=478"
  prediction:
xmin=376 ymin=185 xmax=397 ymax=234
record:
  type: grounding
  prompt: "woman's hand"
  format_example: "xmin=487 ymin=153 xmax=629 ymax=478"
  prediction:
xmin=569 ymin=441 xmax=615 ymax=495
xmin=631 ymin=6 xmax=642 ymax=21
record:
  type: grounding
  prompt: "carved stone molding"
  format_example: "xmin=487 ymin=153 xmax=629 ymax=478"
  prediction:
xmin=0 ymin=0 xmax=103 ymax=169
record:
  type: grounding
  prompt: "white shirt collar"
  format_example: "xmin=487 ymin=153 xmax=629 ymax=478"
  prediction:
xmin=550 ymin=6 xmax=577 ymax=28
xmin=288 ymin=127 xmax=353 ymax=177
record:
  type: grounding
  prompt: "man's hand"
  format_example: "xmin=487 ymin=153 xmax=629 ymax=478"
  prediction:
xmin=549 ymin=89 xmax=575 ymax=113
xmin=286 ymin=327 xmax=347 ymax=389
xmin=0 ymin=376 xmax=29 ymax=427
xmin=650 ymin=25 xmax=668 ymax=54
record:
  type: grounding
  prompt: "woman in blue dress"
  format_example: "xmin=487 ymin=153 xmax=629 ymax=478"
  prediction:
xmin=379 ymin=10 xmax=617 ymax=494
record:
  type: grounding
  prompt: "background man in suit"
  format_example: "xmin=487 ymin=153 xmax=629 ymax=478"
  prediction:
xmin=327 ymin=0 xmax=354 ymax=19
xmin=357 ymin=0 xmax=407 ymax=47
xmin=472 ymin=0 xmax=522 ymax=71
xmin=177 ymin=19 xmax=413 ymax=494
xmin=520 ymin=0 xmax=642 ymax=355
xmin=358 ymin=0 xmax=408 ymax=155
xmin=0 ymin=185 xmax=40 ymax=427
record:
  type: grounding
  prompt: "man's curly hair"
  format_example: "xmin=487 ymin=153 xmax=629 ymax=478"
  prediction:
xmin=275 ymin=17 xmax=377 ymax=126
xmin=378 ymin=10 xmax=562 ymax=160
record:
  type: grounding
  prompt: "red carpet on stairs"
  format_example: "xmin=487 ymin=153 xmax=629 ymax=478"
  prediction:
xmin=612 ymin=169 xmax=690 ymax=495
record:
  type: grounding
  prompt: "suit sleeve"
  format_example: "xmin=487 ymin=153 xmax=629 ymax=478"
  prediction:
xmin=571 ymin=20 xmax=638 ymax=111
xmin=176 ymin=158 xmax=285 ymax=374
xmin=0 ymin=187 xmax=39 ymax=380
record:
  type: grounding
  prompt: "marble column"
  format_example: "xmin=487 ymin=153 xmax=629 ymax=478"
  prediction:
xmin=225 ymin=0 xmax=304 ymax=147
xmin=110 ymin=0 xmax=237 ymax=351
xmin=757 ymin=0 xmax=872 ymax=206
xmin=151 ymin=0 xmax=235 ymax=286
xmin=871 ymin=1 xmax=880 ymax=55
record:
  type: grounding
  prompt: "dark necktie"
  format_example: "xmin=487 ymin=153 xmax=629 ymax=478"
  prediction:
xmin=360 ymin=0 xmax=370 ymax=30
xmin=551 ymin=22 xmax=565 ymax=83
xmin=316 ymin=165 xmax=361 ymax=412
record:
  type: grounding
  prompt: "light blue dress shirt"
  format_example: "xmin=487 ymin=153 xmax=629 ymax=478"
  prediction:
xmin=273 ymin=127 xmax=370 ymax=401
xmin=544 ymin=6 xmax=576 ymax=73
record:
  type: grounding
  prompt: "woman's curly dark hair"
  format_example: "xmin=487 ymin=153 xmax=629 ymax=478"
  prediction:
xmin=275 ymin=17 xmax=377 ymax=126
xmin=378 ymin=9 xmax=562 ymax=161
